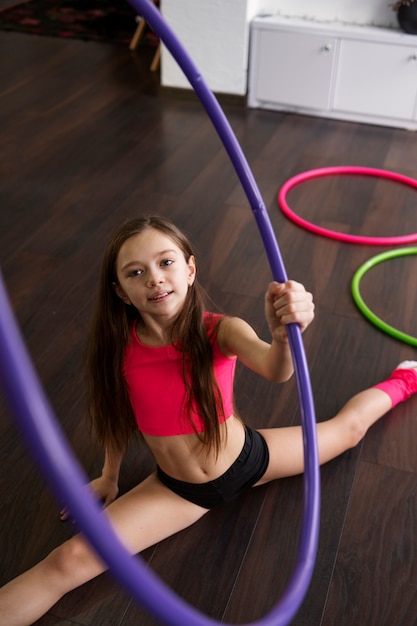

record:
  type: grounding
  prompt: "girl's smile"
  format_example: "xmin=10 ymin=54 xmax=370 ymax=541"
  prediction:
xmin=148 ymin=289 xmax=173 ymax=300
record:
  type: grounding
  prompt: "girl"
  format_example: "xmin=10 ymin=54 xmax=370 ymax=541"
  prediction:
xmin=1 ymin=215 xmax=416 ymax=626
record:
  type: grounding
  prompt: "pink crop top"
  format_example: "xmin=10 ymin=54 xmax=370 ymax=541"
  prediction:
xmin=123 ymin=313 xmax=237 ymax=436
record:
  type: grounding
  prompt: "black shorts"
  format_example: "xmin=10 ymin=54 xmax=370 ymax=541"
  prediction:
xmin=156 ymin=427 xmax=270 ymax=509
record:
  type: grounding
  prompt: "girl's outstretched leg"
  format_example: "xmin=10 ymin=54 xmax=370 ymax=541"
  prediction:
xmin=0 ymin=473 xmax=208 ymax=626
xmin=257 ymin=362 xmax=417 ymax=483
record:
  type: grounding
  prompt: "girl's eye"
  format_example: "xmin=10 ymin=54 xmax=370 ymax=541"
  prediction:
xmin=129 ymin=269 xmax=143 ymax=277
xmin=161 ymin=259 xmax=173 ymax=267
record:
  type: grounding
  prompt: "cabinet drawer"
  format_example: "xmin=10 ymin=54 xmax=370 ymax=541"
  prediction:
xmin=251 ymin=29 xmax=337 ymax=110
xmin=333 ymin=39 xmax=417 ymax=120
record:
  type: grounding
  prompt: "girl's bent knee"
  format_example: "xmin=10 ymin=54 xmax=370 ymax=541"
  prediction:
xmin=44 ymin=536 xmax=105 ymax=591
xmin=346 ymin=410 xmax=368 ymax=449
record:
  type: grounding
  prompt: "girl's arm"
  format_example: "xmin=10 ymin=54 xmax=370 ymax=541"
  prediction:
xmin=60 ymin=446 xmax=122 ymax=520
xmin=90 ymin=446 xmax=123 ymax=506
xmin=218 ymin=280 xmax=314 ymax=382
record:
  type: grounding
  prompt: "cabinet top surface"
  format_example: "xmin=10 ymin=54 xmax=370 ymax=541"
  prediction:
xmin=252 ymin=14 xmax=417 ymax=45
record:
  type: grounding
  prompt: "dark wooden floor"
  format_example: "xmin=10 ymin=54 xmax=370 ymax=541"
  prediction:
xmin=1 ymin=27 xmax=417 ymax=626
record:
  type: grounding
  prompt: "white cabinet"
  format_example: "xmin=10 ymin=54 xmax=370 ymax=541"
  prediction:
xmin=248 ymin=16 xmax=417 ymax=130
xmin=334 ymin=39 xmax=417 ymax=120
xmin=253 ymin=29 xmax=337 ymax=110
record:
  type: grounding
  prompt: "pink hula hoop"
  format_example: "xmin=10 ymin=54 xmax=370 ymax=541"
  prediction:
xmin=278 ymin=166 xmax=417 ymax=245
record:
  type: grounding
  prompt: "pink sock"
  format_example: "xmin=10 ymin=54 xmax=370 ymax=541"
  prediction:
xmin=373 ymin=363 xmax=417 ymax=408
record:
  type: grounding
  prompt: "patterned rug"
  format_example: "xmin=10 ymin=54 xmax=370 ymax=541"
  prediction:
xmin=0 ymin=0 xmax=159 ymax=46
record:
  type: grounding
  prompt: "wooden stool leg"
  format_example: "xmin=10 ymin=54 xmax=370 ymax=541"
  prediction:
xmin=129 ymin=0 xmax=160 ymax=69
xmin=150 ymin=44 xmax=161 ymax=72
xmin=129 ymin=18 xmax=147 ymax=51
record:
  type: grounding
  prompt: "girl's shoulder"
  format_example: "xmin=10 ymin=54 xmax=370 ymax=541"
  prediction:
xmin=214 ymin=316 xmax=257 ymax=358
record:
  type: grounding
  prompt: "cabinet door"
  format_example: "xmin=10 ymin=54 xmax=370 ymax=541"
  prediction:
xmin=333 ymin=39 xmax=417 ymax=120
xmin=250 ymin=29 xmax=336 ymax=110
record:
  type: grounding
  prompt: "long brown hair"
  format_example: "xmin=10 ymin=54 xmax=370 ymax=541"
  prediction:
xmin=86 ymin=216 xmax=225 ymax=455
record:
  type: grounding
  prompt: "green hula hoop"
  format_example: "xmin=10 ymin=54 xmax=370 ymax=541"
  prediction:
xmin=352 ymin=247 xmax=417 ymax=347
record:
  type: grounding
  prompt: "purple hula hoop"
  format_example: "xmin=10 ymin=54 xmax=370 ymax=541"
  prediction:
xmin=0 ymin=1 xmax=319 ymax=625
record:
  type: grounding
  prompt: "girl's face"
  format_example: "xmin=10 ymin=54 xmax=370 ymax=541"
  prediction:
xmin=114 ymin=228 xmax=196 ymax=322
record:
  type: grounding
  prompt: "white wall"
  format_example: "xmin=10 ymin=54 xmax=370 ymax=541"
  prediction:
xmin=160 ymin=0 xmax=399 ymax=95
xmin=161 ymin=0 xmax=253 ymax=95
